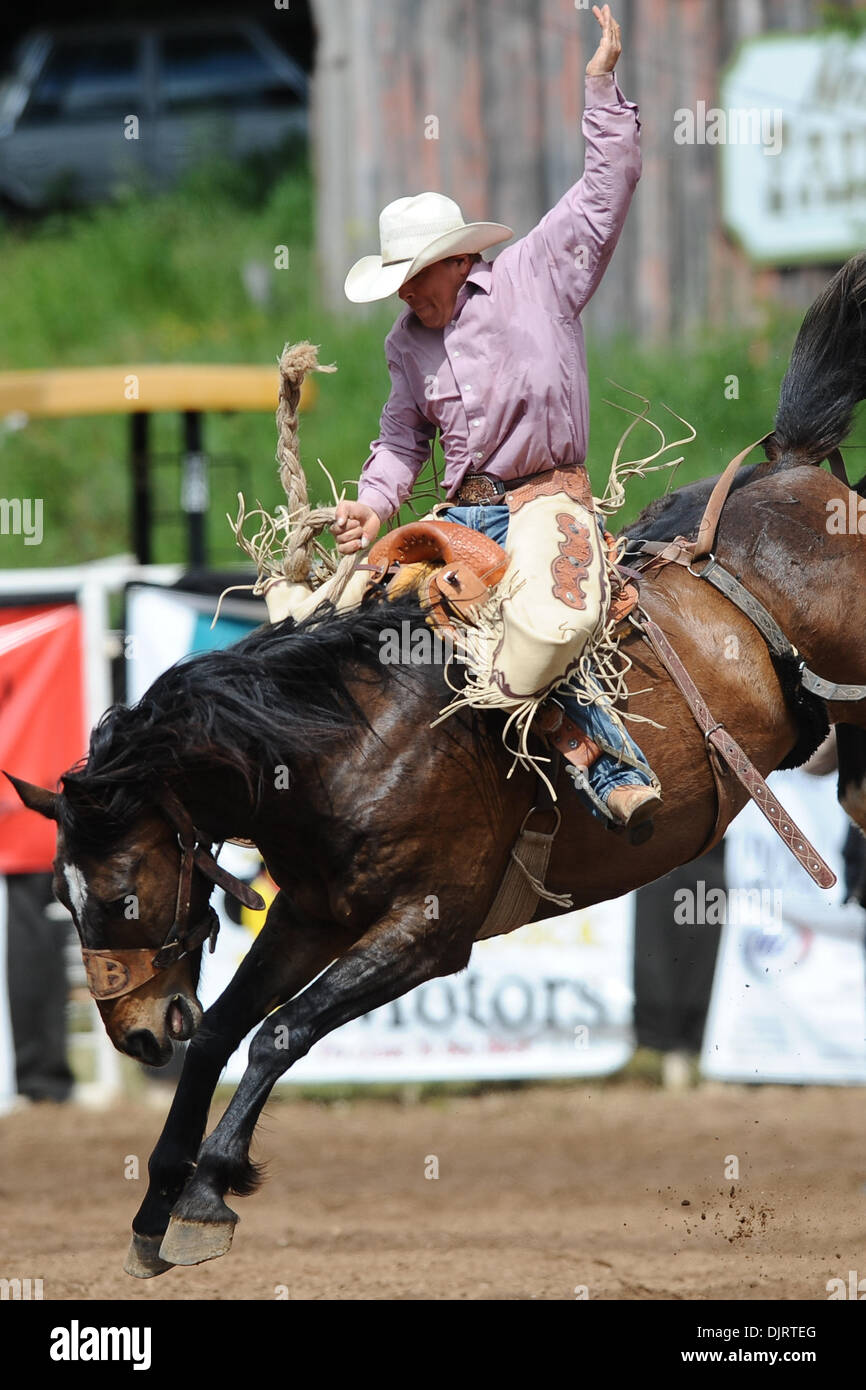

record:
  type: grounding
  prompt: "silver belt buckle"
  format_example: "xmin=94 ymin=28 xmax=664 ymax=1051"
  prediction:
xmin=458 ymin=473 xmax=505 ymax=505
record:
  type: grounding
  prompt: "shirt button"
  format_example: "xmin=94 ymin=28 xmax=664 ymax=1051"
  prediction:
xmin=464 ymin=384 xmax=472 ymax=391
xmin=475 ymin=451 xmax=483 ymax=460
xmin=450 ymin=319 xmax=457 ymax=327
xmin=453 ymin=349 xmax=461 ymax=357
xmin=471 ymin=419 xmax=482 ymax=428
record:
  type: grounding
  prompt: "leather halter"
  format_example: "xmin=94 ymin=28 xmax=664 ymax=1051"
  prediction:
xmin=79 ymin=789 xmax=266 ymax=1002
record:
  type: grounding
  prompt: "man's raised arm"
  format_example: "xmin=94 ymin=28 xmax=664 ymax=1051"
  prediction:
xmin=500 ymin=4 xmax=640 ymax=316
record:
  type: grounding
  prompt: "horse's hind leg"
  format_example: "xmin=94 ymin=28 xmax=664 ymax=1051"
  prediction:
xmin=125 ymin=893 xmax=356 ymax=1278
xmin=159 ymin=900 xmax=472 ymax=1267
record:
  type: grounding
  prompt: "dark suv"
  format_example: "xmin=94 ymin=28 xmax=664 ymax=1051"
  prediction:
xmin=0 ymin=20 xmax=309 ymax=209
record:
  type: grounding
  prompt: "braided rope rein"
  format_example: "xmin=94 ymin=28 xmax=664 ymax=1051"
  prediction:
xmin=230 ymin=341 xmax=358 ymax=605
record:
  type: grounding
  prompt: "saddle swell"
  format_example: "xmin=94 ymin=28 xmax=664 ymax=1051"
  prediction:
xmin=368 ymin=519 xmax=509 ymax=627
xmin=369 ymin=518 xmax=507 ymax=581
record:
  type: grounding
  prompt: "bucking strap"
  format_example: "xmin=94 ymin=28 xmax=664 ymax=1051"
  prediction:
xmin=639 ymin=615 xmax=836 ymax=889
xmin=476 ymin=806 xmax=572 ymax=940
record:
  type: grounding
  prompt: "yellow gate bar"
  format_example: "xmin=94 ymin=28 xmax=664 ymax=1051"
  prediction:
xmin=0 ymin=365 xmax=316 ymax=418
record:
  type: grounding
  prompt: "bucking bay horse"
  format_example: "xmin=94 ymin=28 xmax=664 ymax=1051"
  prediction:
xmin=9 ymin=253 xmax=866 ymax=1278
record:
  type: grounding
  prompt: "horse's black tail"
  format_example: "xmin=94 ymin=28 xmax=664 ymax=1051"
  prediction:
xmin=767 ymin=251 xmax=866 ymax=470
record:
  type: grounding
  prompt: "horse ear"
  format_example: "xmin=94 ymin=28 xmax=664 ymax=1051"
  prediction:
xmin=4 ymin=772 xmax=59 ymax=822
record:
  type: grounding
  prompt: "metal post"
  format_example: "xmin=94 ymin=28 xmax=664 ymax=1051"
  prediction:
xmin=181 ymin=411 xmax=208 ymax=569
xmin=130 ymin=412 xmax=152 ymax=564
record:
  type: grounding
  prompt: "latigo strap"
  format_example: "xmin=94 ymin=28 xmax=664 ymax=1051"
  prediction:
xmin=639 ymin=615 xmax=836 ymax=890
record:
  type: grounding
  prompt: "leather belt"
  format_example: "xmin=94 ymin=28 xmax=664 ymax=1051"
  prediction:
xmin=453 ymin=465 xmax=577 ymax=506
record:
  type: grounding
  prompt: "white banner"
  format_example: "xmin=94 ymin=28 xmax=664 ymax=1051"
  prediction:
xmin=701 ymin=769 xmax=866 ymax=1085
xmin=720 ymin=32 xmax=866 ymax=263
xmin=199 ymin=845 xmax=635 ymax=1083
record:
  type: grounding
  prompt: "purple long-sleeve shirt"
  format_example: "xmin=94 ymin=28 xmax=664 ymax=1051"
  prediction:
xmin=357 ymin=72 xmax=641 ymax=522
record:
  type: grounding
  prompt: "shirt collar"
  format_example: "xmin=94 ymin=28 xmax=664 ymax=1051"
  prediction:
xmin=466 ymin=258 xmax=493 ymax=293
xmin=452 ymin=258 xmax=492 ymax=320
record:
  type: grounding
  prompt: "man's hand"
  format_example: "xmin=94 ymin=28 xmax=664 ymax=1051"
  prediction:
xmin=586 ymin=4 xmax=621 ymax=76
xmin=331 ymin=500 xmax=382 ymax=555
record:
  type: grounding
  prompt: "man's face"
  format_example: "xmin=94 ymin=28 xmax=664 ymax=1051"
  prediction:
xmin=398 ymin=255 xmax=473 ymax=329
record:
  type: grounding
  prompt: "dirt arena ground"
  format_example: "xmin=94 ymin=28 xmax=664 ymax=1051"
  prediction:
xmin=2 ymin=1081 xmax=864 ymax=1301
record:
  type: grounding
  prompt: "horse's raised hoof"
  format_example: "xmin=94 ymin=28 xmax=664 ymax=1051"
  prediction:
xmin=124 ymin=1232 xmax=175 ymax=1279
xmin=159 ymin=1212 xmax=237 ymax=1266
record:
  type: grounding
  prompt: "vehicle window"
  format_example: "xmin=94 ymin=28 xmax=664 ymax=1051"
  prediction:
xmin=159 ymin=32 xmax=302 ymax=111
xmin=20 ymin=40 xmax=143 ymax=122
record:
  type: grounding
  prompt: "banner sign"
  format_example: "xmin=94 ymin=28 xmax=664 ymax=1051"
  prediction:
xmin=701 ymin=768 xmax=866 ymax=1085
xmin=0 ymin=603 xmax=85 ymax=873
xmin=124 ymin=584 xmax=259 ymax=704
xmin=200 ymin=847 xmax=636 ymax=1084
xmin=720 ymin=32 xmax=866 ymax=263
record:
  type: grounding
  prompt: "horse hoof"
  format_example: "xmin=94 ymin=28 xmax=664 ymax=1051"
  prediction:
xmin=124 ymin=1232 xmax=175 ymax=1279
xmin=159 ymin=1213 xmax=237 ymax=1266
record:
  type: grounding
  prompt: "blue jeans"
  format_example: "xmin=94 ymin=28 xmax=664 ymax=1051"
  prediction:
xmin=442 ymin=504 xmax=654 ymax=815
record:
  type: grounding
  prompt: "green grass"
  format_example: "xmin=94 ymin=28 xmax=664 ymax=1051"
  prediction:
xmin=0 ymin=155 xmax=861 ymax=570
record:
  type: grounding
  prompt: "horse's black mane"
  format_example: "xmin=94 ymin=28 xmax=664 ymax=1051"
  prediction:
xmin=59 ymin=593 xmax=433 ymax=855
xmin=623 ymin=459 xmax=866 ymax=551
xmin=620 ymin=463 xmax=761 ymax=549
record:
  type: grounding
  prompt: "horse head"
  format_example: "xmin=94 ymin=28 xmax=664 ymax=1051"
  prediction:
xmin=7 ymin=773 xmax=209 ymax=1066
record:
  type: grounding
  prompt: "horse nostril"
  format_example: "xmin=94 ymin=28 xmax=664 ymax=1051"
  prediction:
xmin=124 ymin=1029 xmax=171 ymax=1068
xmin=167 ymin=995 xmax=196 ymax=1041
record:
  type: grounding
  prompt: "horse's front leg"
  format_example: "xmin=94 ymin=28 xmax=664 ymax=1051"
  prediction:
xmin=125 ymin=894 xmax=356 ymax=1278
xmin=158 ymin=900 xmax=472 ymax=1267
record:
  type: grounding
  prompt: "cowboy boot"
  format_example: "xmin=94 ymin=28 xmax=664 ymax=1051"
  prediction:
xmin=605 ymin=783 xmax=662 ymax=828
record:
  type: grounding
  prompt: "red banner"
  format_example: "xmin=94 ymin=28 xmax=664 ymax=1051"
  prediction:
xmin=0 ymin=604 xmax=86 ymax=873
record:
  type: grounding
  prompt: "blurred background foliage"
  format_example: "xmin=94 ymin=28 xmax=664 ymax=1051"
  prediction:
xmin=2 ymin=149 xmax=863 ymax=568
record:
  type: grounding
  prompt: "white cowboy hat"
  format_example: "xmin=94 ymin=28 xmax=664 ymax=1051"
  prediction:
xmin=344 ymin=192 xmax=513 ymax=304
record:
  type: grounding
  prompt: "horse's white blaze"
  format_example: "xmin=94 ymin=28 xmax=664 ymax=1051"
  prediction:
xmin=63 ymin=864 xmax=89 ymax=923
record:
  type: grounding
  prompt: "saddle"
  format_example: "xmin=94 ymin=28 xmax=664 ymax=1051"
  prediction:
xmin=368 ymin=518 xmax=639 ymax=629
xmin=367 ymin=519 xmax=508 ymax=626
xmin=366 ymin=516 xmax=640 ymax=778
